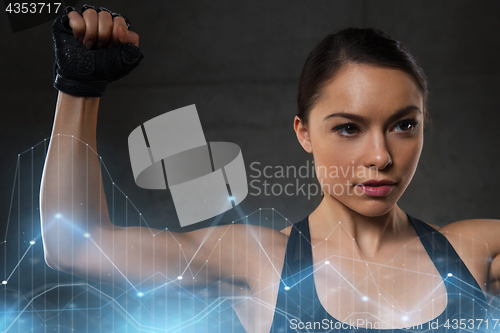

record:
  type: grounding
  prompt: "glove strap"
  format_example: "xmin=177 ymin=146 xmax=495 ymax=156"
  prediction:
xmin=54 ymin=74 xmax=108 ymax=97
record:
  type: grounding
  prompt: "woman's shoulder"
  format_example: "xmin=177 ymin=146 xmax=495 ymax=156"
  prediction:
xmin=280 ymin=224 xmax=293 ymax=236
xmin=439 ymin=217 xmax=500 ymax=241
xmin=414 ymin=216 xmax=500 ymax=262
xmin=438 ymin=218 xmax=500 ymax=264
xmin=435 ymin=218 xmax=500 ymax=254
xmin=439 ymin=218 xmax=500 ymax=295
xmin=279 ymin=215 xmax=309 ymax=236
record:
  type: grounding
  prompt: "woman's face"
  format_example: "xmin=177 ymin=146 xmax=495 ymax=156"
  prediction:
xmin=295 ymin=63 xmax=425 ymax=217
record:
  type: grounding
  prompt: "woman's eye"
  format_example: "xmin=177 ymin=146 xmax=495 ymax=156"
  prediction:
xmin=394 ymin=118 xmax=419 ymax=132
xmin=333 ymin=123 xmax=359 ymax=136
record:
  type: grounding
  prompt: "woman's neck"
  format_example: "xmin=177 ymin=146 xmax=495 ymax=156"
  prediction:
xmin=309 ymin=194 xmax=412 ymax=258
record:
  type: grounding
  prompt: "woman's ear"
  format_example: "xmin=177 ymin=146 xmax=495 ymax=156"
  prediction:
xmin=294 ymin=116 xmax=313 ymax=153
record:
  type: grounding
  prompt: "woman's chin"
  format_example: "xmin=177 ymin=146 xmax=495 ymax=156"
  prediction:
xmin=356 ymin=206 xmax=395 ymax=217
xmin=328 ymin=194 xmax=398 ymax=217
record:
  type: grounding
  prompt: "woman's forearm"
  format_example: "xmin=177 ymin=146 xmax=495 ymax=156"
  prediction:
xmin=40 ymin=91 xmax=115 ymax=270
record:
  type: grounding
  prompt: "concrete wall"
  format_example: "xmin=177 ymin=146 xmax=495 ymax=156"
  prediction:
xmin=2 ymin=1 xmax=498 ymax=232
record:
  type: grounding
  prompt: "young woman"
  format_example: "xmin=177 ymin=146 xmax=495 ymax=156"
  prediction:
xmin=41 ymin=6 xmax=500 ymax=333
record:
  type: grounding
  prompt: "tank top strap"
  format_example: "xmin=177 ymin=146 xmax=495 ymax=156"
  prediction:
xmin=406 ymin=213 xmax=475 ymax=280
xmin=272 ymin=216 xmax=324 ymax=327
xmin=280 ymin=215 xmax=313 ymax=281
xmin=406 ymin=213 xmax=489 ymax=314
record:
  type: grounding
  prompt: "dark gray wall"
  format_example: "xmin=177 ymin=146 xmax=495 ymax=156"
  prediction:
xmin=2 ymin=0 xmax=499 ymax=232
xmin=0 ymin=0 xmax=499 ymax=330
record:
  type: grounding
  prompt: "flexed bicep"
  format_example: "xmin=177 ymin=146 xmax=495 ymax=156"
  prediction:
xmin=56 ymin=220 xmax=286 ymax=298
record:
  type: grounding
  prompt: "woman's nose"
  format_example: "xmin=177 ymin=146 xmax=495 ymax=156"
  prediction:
xmin=363 ymin=132 xmax=393 ymax=170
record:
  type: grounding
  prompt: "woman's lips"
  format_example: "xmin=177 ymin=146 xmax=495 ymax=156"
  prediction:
xmin=356 ymin=180 xmax=396 ymax=196
xmin=356 ymin=184 xmax=395 ymax=196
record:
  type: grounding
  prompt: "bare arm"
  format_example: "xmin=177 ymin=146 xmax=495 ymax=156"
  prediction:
xmin=40 ymin=8 xmax=287 ymax=296
xmin=40 ymin=93 xmax=286 ymax=293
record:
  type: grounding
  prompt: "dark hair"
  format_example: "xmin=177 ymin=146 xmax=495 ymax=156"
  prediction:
xmin=297 ymin=27 xmax=428 ymax=124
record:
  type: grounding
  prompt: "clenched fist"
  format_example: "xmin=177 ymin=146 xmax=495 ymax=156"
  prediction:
xmin=52 ymin=5 xmax=143 ymax=97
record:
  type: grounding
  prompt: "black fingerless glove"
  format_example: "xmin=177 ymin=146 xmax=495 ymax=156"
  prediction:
xmin=52 ymin=9 xmax=144 ymax=97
